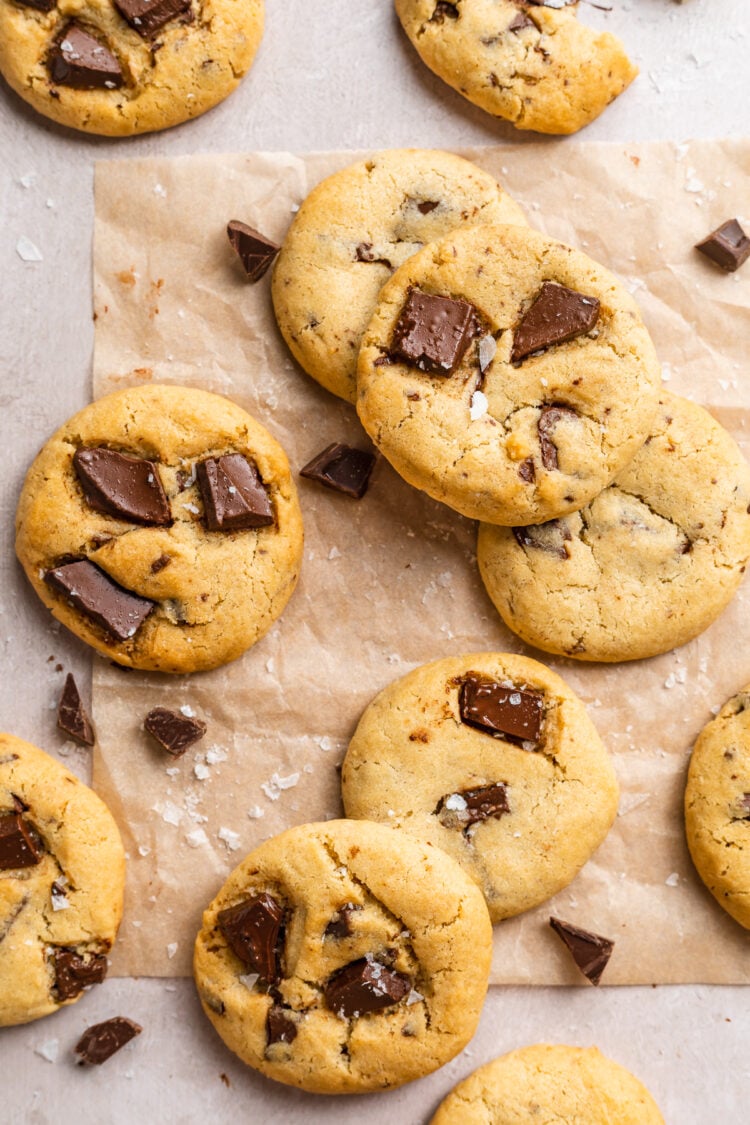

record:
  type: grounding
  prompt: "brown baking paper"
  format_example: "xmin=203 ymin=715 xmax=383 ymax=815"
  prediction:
xmin=92 ymin=140 xmax=750 ymax=983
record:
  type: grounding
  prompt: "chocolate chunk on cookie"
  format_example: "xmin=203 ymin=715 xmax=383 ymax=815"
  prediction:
xmin=74 ymin=448 xmax=171 ymax=526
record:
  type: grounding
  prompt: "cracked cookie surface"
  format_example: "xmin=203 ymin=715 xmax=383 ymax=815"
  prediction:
xmin=395 ymin=0 xmax=637 ymax=136
xmin=193 ymin=819 xmax=492 ymax=1094
xmin=0 ymin=0 xmax=263 ymax=136
xmin=15 ymin=384 xmax=303 ymax=674
xmin=478 ymin=393 xmax=750 ymax=662
xmin=342 ymin=654 xmax=618 ymax=922
xmin=271 ymin=149 xmax=527 ymax=405
xmin=0 ymin=733 xmax=125 ymax=1027
xmin=356 ymin=223 xmax=661 ymax=525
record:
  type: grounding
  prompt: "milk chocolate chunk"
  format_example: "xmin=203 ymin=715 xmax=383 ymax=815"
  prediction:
xmin=695 ymin=219 xmax=750 ymax=273
xmin=300 ymin=443 xmax=376 ymax=499
xmin=511 ymin=282 xmax=600 ymax=364
xmin=44 ymin=561 xmax=155 ymax=643
xmin=53 ymin=949 xmax=108 ymax=1000
xmin=549 ymin=916 xmax=614 ymax=986
xmin=459 ymin=677 xmax=543 ymax=744
xmin=74 ymin=448 xmax=171 ymax=526
xmin=437 ymin=783 xmax=510 ymax=830
xmin=538 ymin=405 xmax=577 ymax=471
xmin=324 ymin=903 xmax=363 ymax=939
xmin=57 ymin=673 xmax=95 ymax=746
xmin=430 ymin=0 xmax=458 ymax=20
xmin=197 ymin=454 xmax=274 ymax=531
xmin=509 ymin=11 xmax=534 ymax=31
xmin=144 ymin=707 xmax=206 ymax=757
xmin=266 ymin=1005 xmax=297 ymax=1046
xmin=217 ymin=893 xmax=285 ymax=982
xmin=114 ymin=0 xmax=191 ymax=37
xmin=75 ymin=1017 xmax=142 ymax=1066
xmin=48 ymin=25 xmax=124 ymax=90
xmin=325 ymin=958 xmax=411 ymax=1018
xmin=227 ymin=221 xmax=280 ymax=282
xmin=391 ymin=289 xmax=479 ymax=376
xmin=0 ymin=813 xmax=43 ymax=869
xmin=513 ymin=519 xmax=572 ymax=560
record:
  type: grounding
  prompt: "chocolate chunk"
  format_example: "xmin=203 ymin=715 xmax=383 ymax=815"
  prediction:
xmin=518 ymin=457 xmax=536 ymax=483
xmin=355 ymin=243 xmax=392 ymax=268
xmin=114 ymin=0 xmax=191 ymax=37
xmin=44 ymin=561 xmax=155 ymax=643
xmin=391 ymin=289 xmax=479 ymax=376
xmin=48 ymin=25 xmax=123 ymax=90
xmin=538 ymin=405 xmax=577 ymax=471
xmin=144 ymin=707 xmax=207 ymax=757
xmin=513 ymin=519 xmax=572 ymax=560
xmin=266 ymin=1005 xmax=297 ymax=1046
xmin=300 ymin=443 xmax=376 ymax=499
xmin=325 ymin=958 xmax=411 ymax=1018
xmin=227 ymin=221 xmax=280 ymax=282
xmin=324 ymin=903 xmax=363 ymax=939
xmin=17 ymin=0 xmax=56 ymax=10
xmin=511 ymin=282 xmax=600 ymax=364
xmin=217 ymin=893 xmax=285 ymax=983
xmin=459 ymin=677 xmax=544 ymax=745
xmin=75 ymin=1017 xmax=142 ymax=1066
xmin=430 ymin=0 xmax=458 ymax=21
xmin=0 ymin=812 xmax=43 ymax=869
xmin=416 ymin=200 xmax=440 ymax=214
xmin=436 ymin=783 xmax=510 ymax=830
xmin=74 ymin=448 xmax=171 ymax=526
xmin=509 ymin=11 xmax=534 ymax=30
xmin=731 ymin=793 xmax=750 ymax=820
xmin=549 ymin=916 xmax=614 ymax=986
xmin=695 ymin=219 xmax=750 ymax=273
xmin=150 ymin=554 xmax=171 ymax=574
xmin=57 ymin=673 xmax=95 ymax=746
xmin=53 ymin=949 xmax=108 ymax=1000
xmin=196 ymin=454 xmax=274 ymax=531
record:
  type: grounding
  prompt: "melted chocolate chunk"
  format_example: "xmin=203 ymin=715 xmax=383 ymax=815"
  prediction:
xmin=391 ymin=289 xmax=479 ymax=376
xmin=355 ymin=243 xmax=392 ymax=268
xmin=227 ymin=221 xmax=280 ymax=282
xmin=325 ymin=958 xmax=411 ymax=1018
xmin=695 ymin=219 xmax=750 ymax=273
xmin=197 ymin=454 xmax=274 ymax=531
xmin=114 ymin=0 xmax=191 ymax=37
xmin=511 ymin=282 xmax=600 ymax=364
xmin=300 ymin=443 xmax=376 ymax=499
xmin=416 ymin=200 xmax=440 ymax=214
xmin=0 ymin=812 xmax=43 ymax=869
xmin=459 ymin=677 xmax=543 ymax=745
xmin=74 ymin=448 xmax=171 ymax=526
xmin=18 ymin=0 xmax=56 ymax=9
xmin=549 ymin=916 xmax=614 ymax=986
xmin=518 ymin=457 xmax=536 ymax=483
xmin=513 ymin=519 xmax=572 ymax=560
xmin=217 ymin=893 xmax=285 ymax=983
xmin=44 ymin=561 xmax=155 ymax=643
xmin=538 ymin=405 xmax=577 ymax=471
xmin=75 ymin=1017 xmax=142 ymax=1066
xmin=324 ymin=903 xmax=363 ymax=939
xmin=57 ymin=673 xmax=95 ymax=746
xmin=430 ymin=0 xmax=458 ymax=21
xmin=436 ymin=783 xmax=510 ymax=830
xmin=144 ymin=707 xmax=207 ymax=757
xmin=53 ymin=949 xmax=109 ymax=1000
xmin=266 ymin=1005 xmax=297 ymax=1046
xmin=48 ymin=25 xmax=123 ymax=90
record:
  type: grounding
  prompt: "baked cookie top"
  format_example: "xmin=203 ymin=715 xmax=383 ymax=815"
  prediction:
xmin=15 ymin=384 xmax=303 ymax=674
xmin=478 ymin=393 xmax=750 ymax=662
xmin=193 ymin=819 xmax=492 ymax=1094
xmin=0 ymin=733 xmax=125 ymax=1027
xmin=272 ymin=149 xmax=527 ymax=404
xmin=341 ymin=653 xmax=618 ymax=922
xmin=0 ymin=0 xmax=263 ymax=136
xmin=356 ymin=223 xmax=661 ymax=525
xmin=395 ymin=0 xmax=637 ymax=135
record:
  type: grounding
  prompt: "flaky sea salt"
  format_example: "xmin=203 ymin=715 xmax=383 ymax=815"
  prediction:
xmin=240 ymin=973 xmax=259 ymax=990
xmin=469 ymin=390 xmax=488 ymax=421
xmin=218 ymin=827 xmax=242 ymax=851
xmin=444 ymin=793 xmax=468 ymax=812
xmin=16 ymin=236 xmax=43 ymax=262
xmin=478 ymin=334 xmax=496 ymax=373
xmin=34 ymin=1039 xmax=59 ymax=1063
xmin=205 ymin=746 xmax=228 ymax=765
xmin=194 ymin=763 xmax=210 ymax=781
xmin=247 ymin=805 xmax=264 ymax=819
xmin=185 ymin=828 xmax=208 ymax=848
xmin=665 ymin=872 xmax=681 ymax=887
xmin=166 ymin=942 xmax=178 ymax=959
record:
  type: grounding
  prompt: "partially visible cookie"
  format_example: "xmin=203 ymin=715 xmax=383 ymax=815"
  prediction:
xmin=272 ymin=149 xmax=527 ymax=404
xmin=193 ymin=819 xmax=492 ymax=1094
xmin=430 ymin=1044 xmax=664 ymax=1124
xmin=395 ymin=1 xmax=637 ymax=135
xmin=478 ymin=393 xmax=750 ymax=661
xmin=341 ymin=654 xmax=618 ymax=922
xmin=0 ymin=733 xmax=125 ymax=1027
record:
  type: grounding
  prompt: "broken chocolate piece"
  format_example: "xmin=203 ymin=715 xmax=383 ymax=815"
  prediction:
xmin=509 ymin=11 xmax=534 ymax=30
xmin=518 ymin=457 xmax=536 ymax=483
xmin=324 ymin=903 xmax=363 ymax=939
xmin=511 ymin=281 xmax=600 ymax=364
xmin=325 ymin=958 xmax=411 ymax=1018
xmin=75 ymin=1017 xmax=142 ymax=1065
xmin=549 ymin=916 xmax=614 ymax=986
xmin=197 ymin=453 xmax=274 ymax=531
xmin=0 ymin=812 xmax=43 ymax=869
xmin=266 ymin=1005 xmax=297 ymax=1046
xmin=416 ymin=200 xmax=440 ymax=214
xmin=114 ymin=0 xmax=191 ymax=37
xmin=459 ymin=677 xmax=543 ymax=745
xmin=430 ymin=0 xmax=458 ymax=21
xmin=217 ymin=893 xmax=285 ymax=982
xmin=227 ymin=221 xmax=280 ymax=282
xmin=391 ymin=289 xmax=479 ymax=376
xmin=300 ymin=443 xmax=376 ymax=499
xmin=44 ymin=560 xmax=155 ymax=643
xmin=695 ymin=219 xmax=750 ymax=273
xmin=57 ymin=673 xmax=95 ymax=746
xmin=538 ymin=405 xmax=577 ymax=471
xmin=436 ymin=783 xmax=510 ymax=830
xmin=513 ymin=519 xmax=572 ymax=560
xmin=48 ymin=25 xmax=123 ymax=90
xmin=144 ymin=707 xmax=207 ymax=757
xmin=74 ymin=448 xmax=171 ymax=526
xmin=53 ymin=949 xmax=108 ymax=1000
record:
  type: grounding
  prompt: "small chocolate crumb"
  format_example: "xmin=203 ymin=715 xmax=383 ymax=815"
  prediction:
xmin=150 ymin=554 xmax=171 ymax=574
xmin=416 ymin=200 xmax=440 ymax=214
xmin=227 ymin=221 xmax=280 ymax=282
xmin=695 ymin=219 xmax=750 ymax=273
xmin=549 ymin=916 xmax=614 ymax=986
xmin=220 ymin=1073 xmax=231 ymax=1088
xmin=300 ymin=443 xmax=376 ymax=499
xmin=144 ymin=707 xmax=207 ymax=757
xmin=57 ymin=673 xmax=95 ymax=746
xmin=75 ymin=1017 xmax=142 ymax=1065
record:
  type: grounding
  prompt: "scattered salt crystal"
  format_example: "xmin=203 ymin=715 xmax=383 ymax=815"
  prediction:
xmin=218 ymin=827 xmax=242 ymax=851
xmin=406 ymin=989 xmax=424 ymax=1005
xmin=165 ymin=767 xmax=179 ymax=778
xmin=240 ymin=973 xmax=259 ymax=990
xmin=470 ymin=390 xmax=488 ymax=421
xmin=617 ymin=792 xmax=650 ymax=817
xmin=266 ymin=657 xmax=275 ymax=674
xmin=138 ymin=845 xmax=151 ymax=857
xmin=16 ymin=236 xmax=43 ymax=262
xmin=478 ymin=335 xmax=496 ymax=373
xmin=206 ymin=746 xmax=228 ymax=765
xmin=155 ymin=800 xmax=183 ymax=826
xmin=50 ymin=890 xmax=70 ymax=912
xmin=46 ymin=199 xmax=55 ymax=209
xmin=290 ymin=203 xmax=300 ymax=213
xmin=194 ymin=763 xmax=210 ymax=781
xmin=154 ymin=184 xmax=167 ymax=197
xmin=664 ymin=673 xmax=676 ymax=689
xmin=185 ymin=828 xmax=208 ymax=848
xmin=540 ymin=376 xmax=548 ymax=387
xmin=665 ymin=872 xmax=680 ymax=887
xmin=444 ymin=793 xmax=468 ymax=812
xmin=132 ymin=920 xmax=142 ymax=928
xmin=661 ymin=363 xmax=672 ymax=383
xmin=34 ymin=1040 xmax=59 ymax=1063
xmin=167 ymin=942 xmax=178 ymax=959
xmin=328 ymin=546 xmax=341 ymax=560
xmin=317 ymin=736 xmax=333 ymax=752
xmin=247 ymin=805 xmax=265 ymax=819
xmin=303 ymin=764 xmax=313 ymax=774
xmin=509 ymin=692 xmax=522 ymax=705
xmin=182 ymin=503 xmax=200 ymax=514
xmin=19 ymin=173 xmax=34 ymax=188
xmin=180 ymin=704 xmax=196 ymax=718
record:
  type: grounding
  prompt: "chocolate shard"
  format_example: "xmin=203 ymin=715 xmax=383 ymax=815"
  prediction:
xmin=459 ymin=676 xmax=544 ymax=745
xmin=324 ymin=903 xmax=363 ymax=939
xmin=695 ymin=219 xmax=750 ymax=273
xmin=75 ymin=1017 xmax=142 ymax=1066
xmin=538 ymin=404 xmax=577 ymax=471
xmin=300 ymin=443 xmax=376 ymax=500
xmin=227 ymin=221 xmax=280 ymax=282
xmin=48 ymin=25 xmax=124 ymax=90
xmin=57 ymin=673 xmax=95 ymax=746
xmin=391 ymin=289 xmax=480 ymax=376
xmin=217 ymin=893 xmax=285 ymax=983
xmin=511 ymin=281 xmax=600 ymax=364
xmin=44 ymin=560 xmax=155 ymax=643
xmin=144 ymin=707 xmax=207 ymax=757
xmin=196 ymin=453 xmax=274 ymax=532
xmin=513 ymin=519 xmax=572 ymax=560
xmin=0 ymin=812 xmax=43 ymax=870
xmin=53 ymin=949 xmax=109 ymax=1001
xmin=324 ymin=957 xmax=411 ymax=1019
xmin=266 ymin=1005 xmax=298 ymax=1046
xmin=74 ymin=447 xmax=171 ymax=526
xmin=549 ymin=916 xmax=614 ymax=986
xmin=436 ymin=783 xmax=510 ymax=830
xmin=114 ymin=0 xmax=191 ymax=37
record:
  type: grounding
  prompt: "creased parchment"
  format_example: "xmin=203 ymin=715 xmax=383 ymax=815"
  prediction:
xmin=92 ymin=140 xmax=750 ymax=983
